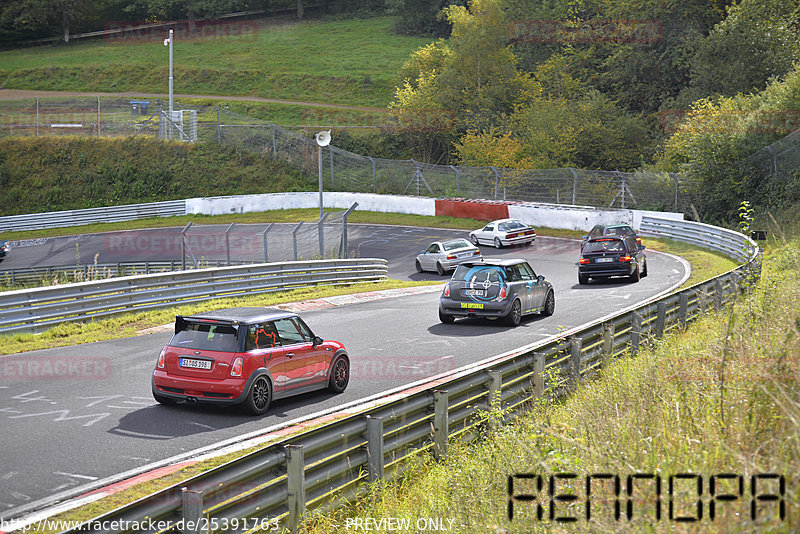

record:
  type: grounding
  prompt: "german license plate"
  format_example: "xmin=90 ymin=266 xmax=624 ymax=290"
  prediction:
xmin=463 ymin=289 xmax=485 ymax=297
xmin=596 ymin=257 xmax=614 ymax=263
xmin=179 ymin=358 xmax=212 ymax=370
xmin=461 ymin=302 xmax=484 ymax=309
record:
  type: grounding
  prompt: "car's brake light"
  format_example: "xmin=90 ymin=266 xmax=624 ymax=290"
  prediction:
xmin=156 ymin=348 xmax=166 ymax=369
xmin=474 ymin=249 xmax=481 ymax=255
xmin=620 ymin=255 xmax=632 ymax=262
xmin=446 ymin=254 xmax=457 ymax=260
xmin=444 ymin=284 xmax=450 ymax=297
xmin=507 ymin=233 xmax=518 ymax=238
xmin=579 ymin=258 xmax=590 ymax=264
xmin=230 ymin=357 xmax=243 ymax=377
xmin=636 ymin=236 xmax=642 ymax=244
xmin=499 ymin=285 xmax=507 ymax=299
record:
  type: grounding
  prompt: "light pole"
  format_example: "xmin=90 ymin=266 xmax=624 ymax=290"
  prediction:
xmin=315 ymin=130 xmax=331 ymax=218
xmin=163 ymin=29 xmax=174 ymax=117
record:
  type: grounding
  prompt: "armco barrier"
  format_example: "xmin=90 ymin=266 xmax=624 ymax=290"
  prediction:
xmin=49 ymin=218 xmax=759 ymax=534
xmin=0 ymin=200 xmax=186 ymax=232
xmin=0 ymin=259 xmax=388 ymax=335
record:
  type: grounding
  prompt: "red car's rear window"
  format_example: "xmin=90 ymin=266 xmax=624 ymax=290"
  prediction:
xmin=170 ymin=322 xmax=239 ymax=352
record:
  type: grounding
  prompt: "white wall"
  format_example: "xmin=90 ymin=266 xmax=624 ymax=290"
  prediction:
xmin=185 ymin=192 xmax=436 ymax=217
xmin=185 ymin=193 xmax=680 ymax=231
xmin=508 ymin=202 xmax=683 ymax=232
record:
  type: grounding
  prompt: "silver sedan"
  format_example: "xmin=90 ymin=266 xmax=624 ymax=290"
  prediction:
xmin=415 ymin=238 xmax=483 ymax=275
xmin=469 ymin=218 xmax=536 ymax=248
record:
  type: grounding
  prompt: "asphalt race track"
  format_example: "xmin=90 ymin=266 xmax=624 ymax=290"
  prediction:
xmin=0 ymin=224 xmax=689 ymax=518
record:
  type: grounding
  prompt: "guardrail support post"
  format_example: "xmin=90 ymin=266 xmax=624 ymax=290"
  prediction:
xmin=286 ymin=444 xmax=305 ymax=532
xmin=715 ymin=279 xmax=725 ymax=309
xmin=630 ymin=312 xmax=642 ymax=354
xmin=181 ymin=488 xmax=203 ymax=534
xmin=678 ymin=293 xmax=689 ymax=328
xmin=366 ymin=416 xmax=384 ymax=482
xmin=570 ymin=337 xmax=582 ymax=385
xmin=340 ymin=202 xmax=358 ymax=258
xmin=292 ymin=222 xmax=304 ymax=261
xmin=433 ymin=390 xmax=449 ymax=461
xmin=603 ymin=323 xmax=615 ymax=364
xmin=698 ymin=288 xmax=707 ymax=315
xmin=488 ymin=370 xmax=502 ymax=428
xmin=655 ymin=302 xmax=667 ymax=339
xmin=532 ymin=353 xmax=545 ymax=399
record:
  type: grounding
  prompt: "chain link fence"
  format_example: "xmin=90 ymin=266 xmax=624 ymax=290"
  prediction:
xmin=1 ymin=96 xmax=691 ymax=211
xmin=748 ymin=128 xmax=800 ymax=179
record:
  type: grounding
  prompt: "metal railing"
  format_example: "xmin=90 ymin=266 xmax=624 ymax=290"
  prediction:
xmin=0 ymin=258 xmax=388 ymax=335
xmin=640 ymin=216 xmax=757 ymax=263
xmin=55 ymin=218 xmax=760 ymax=533
xmin=0 ymin=200 xmax=186 ymax=232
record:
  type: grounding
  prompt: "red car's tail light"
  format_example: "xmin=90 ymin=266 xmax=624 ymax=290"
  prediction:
xmin=620 ymin=255 xmax=632 ymax=262
xmin=230 ymin=357 xmax=243 ymax=377
xmin=443 ymin=284 xmax=450 ymax=297
xmin=156 ymin=348 xmax=166 ymax=369
xmin=499 ymin=285 xmax=507 ymax=299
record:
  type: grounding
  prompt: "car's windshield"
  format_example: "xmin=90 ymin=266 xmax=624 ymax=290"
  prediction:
xmin=170 ymin=322 xmax=240 ymax=352
xmin=584 ymin=239 xmax=625 ymax=253
xmin=498 ymin=221 xmax=526 ymax=231
xmin=443 ymin=239 xmax=472 ymax=251
xmin=452 ymin=264 xmax=505 ymax=283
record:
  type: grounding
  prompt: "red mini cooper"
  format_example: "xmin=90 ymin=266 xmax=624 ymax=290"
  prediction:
xmin=152 ymin=308 xmax=350 ymax=415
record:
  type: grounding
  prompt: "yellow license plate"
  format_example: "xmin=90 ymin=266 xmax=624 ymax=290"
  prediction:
xmin=461 ymin=302 xmax=484 ymax=309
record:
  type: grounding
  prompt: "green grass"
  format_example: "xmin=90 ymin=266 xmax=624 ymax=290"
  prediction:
xmin=292 ymin=237 xmax=800 ymax=533
xmin=0 ymin=17 xmax=430 ymax=108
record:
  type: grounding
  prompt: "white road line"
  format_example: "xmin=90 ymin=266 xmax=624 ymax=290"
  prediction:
xmin=54 ymin=472 xmax=98 ymax=481
xmin=189 ymin=422 xmax=215 ymax=430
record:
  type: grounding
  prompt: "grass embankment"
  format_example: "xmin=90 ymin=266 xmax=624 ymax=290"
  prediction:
xmin=0 ymin=136 xmax=313 ymax=215
xmin=0 ymin=16 xmax=428 ymax=108
xmin=292 ymin=237 xmax=800 ymax=533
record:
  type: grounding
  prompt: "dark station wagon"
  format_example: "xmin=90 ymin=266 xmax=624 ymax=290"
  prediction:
xmin=578 ymin=236 xmax=648 ymax=284
xmin=439 ymin=258 xmax=555 ymax=325
xmin=152 ymin=308 xmax=350 ymax=415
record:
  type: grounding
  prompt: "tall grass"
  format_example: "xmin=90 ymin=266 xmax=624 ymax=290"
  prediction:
xmin=296 ymin=236 xmax=800 ymax=533
xmin=0 ymin=17 xmax=430 ymax=108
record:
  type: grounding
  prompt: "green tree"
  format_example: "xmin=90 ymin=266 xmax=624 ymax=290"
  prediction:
xmin=0 ymin=0 xmax=102 ymax=42
xmin=681 ymin=0 xmax=800 ymax=104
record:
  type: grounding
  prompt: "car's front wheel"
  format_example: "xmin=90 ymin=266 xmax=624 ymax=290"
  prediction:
xmin=153 ymin=392 xmax=178 ymax=406
xmin=542 ymin=291 xmax=555 ymax=316
xmin=470 ymin=234 xmax=479 ymax=245
xmin=328 ymin=356 xmax=350 ymax=393
xmin=439 ymin=310 xmax=455 ymax=324
xmin=241 ymin=375 xmax=272 ymax=415
xmin=504 ymin=299 xmax=522 ymax=326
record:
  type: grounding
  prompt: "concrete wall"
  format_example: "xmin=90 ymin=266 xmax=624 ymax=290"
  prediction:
xmin=186 ymin=192 xmax=437 ymax=217
xmin=185 ymin=193 xmax=681 ymax=232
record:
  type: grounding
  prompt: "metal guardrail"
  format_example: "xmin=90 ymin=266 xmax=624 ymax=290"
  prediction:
xmin=0 ymin=259 xmax=388 ymax=335
xmin=0 ymin=260 xmax=256 ymax=286
xmin=0 ymin=200 xmax=186 ymax=232
xmin=54 ymin=218 xmax=760 ymax=534
xmin=640 ymin=216 xmax=757 ymax=263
